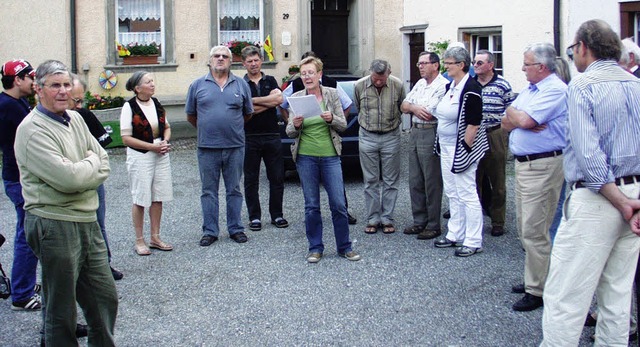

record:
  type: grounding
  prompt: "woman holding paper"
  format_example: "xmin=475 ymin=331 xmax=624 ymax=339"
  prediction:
xmin=285 ymin=56 xmax=361 ymax=263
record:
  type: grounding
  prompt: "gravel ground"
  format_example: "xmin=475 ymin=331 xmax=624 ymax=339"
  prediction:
xmin=0 ymin=134 xmax=602 ymax=346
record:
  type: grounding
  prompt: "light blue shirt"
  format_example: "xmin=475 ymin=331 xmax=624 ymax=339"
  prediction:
xmin=508 ymin=73 xmax=567 ymax=156
xmin=563 ymin=60 xmax=640 ymax=192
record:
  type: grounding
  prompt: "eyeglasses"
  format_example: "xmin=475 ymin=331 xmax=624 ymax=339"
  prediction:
xmin=300 ymin=71 xmax=317 ymax=78
xmin=416 ymin=61 xmax=437 ymax=67
xmin=44 ymin=82 xmax=73 ymax=92
xmin=213 ymin=54 xmax=230 ymax=59
xmin=566 ymin=42 xmax=579 ymax=60
xmin=71 ymin=97 xmax=84 ymax=105
xmin=523 ymin=62 xmax=542 ymax=68
xmin=472 ymin=60 xmax=487 ymax=67
xmin=443 ymin=61 xmax=461 ymax=66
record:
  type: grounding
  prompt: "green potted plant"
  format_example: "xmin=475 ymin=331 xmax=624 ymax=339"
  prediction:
xmin=225 ymin=39 xmax=260 ymax=61
xmin=118 ymin=41 xmax=160 ymax=65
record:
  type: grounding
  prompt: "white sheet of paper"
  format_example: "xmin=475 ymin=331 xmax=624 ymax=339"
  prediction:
xmin=287 ymin=95 xmax=323 ymax=118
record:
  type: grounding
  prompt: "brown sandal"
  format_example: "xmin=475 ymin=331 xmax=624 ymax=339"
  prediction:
xmin=135 ymin=242 xmax=151 ymax=256
xmin=149 ymin=234 xmax=173 ymax=251
xmin=364 ymin=224 xmax=378 ymax=234
xmin=382 ymin=224 xmax=396 ymax=234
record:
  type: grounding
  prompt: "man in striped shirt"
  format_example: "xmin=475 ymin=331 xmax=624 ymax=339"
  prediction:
xmin=541 ymin=19 xmax=640 ymax=346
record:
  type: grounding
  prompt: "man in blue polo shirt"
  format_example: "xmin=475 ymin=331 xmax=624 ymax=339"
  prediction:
xmin=186 ymin=45 xmax=254 ymax=246
xmin=502 ymin=43 xmax=567 ymax=312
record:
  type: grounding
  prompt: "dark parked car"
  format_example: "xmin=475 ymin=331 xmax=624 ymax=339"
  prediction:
xmin=279 ymin=79 xmax=361 ymax=173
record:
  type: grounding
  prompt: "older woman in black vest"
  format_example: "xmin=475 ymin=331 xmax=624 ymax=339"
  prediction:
xmin=432 ymin=47 xmax=488 ymax=257
xmin=120 ymin=71 xmax=174 ymax=256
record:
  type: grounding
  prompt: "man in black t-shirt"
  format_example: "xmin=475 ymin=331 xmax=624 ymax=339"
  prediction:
xmin=241 ymin=46 xmax=289 ymax=231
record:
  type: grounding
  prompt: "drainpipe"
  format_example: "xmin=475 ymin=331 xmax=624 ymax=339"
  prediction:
xmin=554 ymin=0 xmax=560 ymax=55
xmin=70 ymin=0 xmax=77 ymax=73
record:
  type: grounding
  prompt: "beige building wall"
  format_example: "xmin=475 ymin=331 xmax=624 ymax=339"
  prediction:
xmin=0 ymin=1 xmax=70 ymax=72
xmin=373 ymin=0 xmax=404 ymax=79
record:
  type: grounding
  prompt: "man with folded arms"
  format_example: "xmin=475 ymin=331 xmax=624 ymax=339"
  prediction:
xmin=501 ymin=43 xmax=567 ymax=312
xmin=542 ymin=20 xmax=640 ymax=346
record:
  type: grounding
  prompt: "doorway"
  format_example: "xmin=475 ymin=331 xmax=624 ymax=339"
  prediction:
xmin=311 ymin=0 xmax=350 ymax=74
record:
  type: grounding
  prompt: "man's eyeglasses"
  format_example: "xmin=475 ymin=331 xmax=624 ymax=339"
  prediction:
xmin=523 ymin=62 xmax=542 ymax=68
xmin=566 ymin=42 xmax=579 ymax=60
xmin=44 ymin=82 xmax=73 ymax=92
xmin=300 ymin=71 xmax=317 ymax=78
xmin=472 ymin=60 xmax=486 ymax=67
xmin=71 ymin=97 xmax=84 ymax=106
xmin=416 ymin=61 xmax=436 ymax=67
xmin=213 ymin=54 xmax=230 ymax=59
xmin=442 ymin=61 xmax=461 ymax=66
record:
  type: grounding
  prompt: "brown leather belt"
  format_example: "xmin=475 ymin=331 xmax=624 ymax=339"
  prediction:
xmin=573 ymin=175 xmax=640 ymax=189
xmin=514 ymin=150 xmax=563 ymax=163
xmin=486 ymin=124 xmax=502 ymax=133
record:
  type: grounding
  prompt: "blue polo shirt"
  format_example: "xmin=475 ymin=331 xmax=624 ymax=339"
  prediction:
xmin=185 ymin=72 xmax=253 ymax=148
xmin=508 ymin=73 xmax=568 ymax=156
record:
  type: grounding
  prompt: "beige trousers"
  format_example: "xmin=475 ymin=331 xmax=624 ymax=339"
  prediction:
xmin=515 ymin=155 xmax=564 ymax=296
xmin=541 ymin=182 xmax=640 ymax=347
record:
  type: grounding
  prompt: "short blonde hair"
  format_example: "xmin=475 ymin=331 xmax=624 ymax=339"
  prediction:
xmin=209 ymin=45 xmax=232 ymax=58
xmin=299 ymin=56 xmax=323 ymax=72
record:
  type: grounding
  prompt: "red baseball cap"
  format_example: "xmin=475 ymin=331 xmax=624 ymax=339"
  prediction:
xmin=1 ymin=59 xmax=35 ymax=78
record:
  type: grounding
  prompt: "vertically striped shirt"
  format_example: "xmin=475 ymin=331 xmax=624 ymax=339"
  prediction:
xmin=563 ymin=60 xmax=640 ymax=192
xmin=354 ymin=74 xmax=406 ymax=132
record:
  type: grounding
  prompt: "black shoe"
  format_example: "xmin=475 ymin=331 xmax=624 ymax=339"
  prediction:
xmin=491 ymin=226 xmax=505 ymax=237
xmin=249 ymin=220 xmax=262 ymax=231
xmin=199 ymin=235 xmax=218 ymax=247
xmin=511 ymin=283 xmax=525 ymax=294
xmin=271 ymin=217 xmax=289 ymax=228
xmin=75 ymin=323 xmax=88 ymax=338
xmin=584 ymin=312 xmax=597 ymax=327
xmin=443 ymin=210 xmax=450 ymax=219
xmin=110 ymin=267 xmax=123 ymax=281
xmin=230 ymin=232 xmax=248 ymax=243
xmin=512 ymin=293 xmax=543 ymax=311
xmin=434 ymin=238 xmax=462 ymax=248
xmin=347 ymin=213 xmax=357 ymax=225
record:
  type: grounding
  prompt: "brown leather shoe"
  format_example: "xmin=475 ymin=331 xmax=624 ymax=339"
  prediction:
xmin=403 ymin=225 xmax=424 ymax=235
xmin=417 ymin=229 xmax=442 ymax=240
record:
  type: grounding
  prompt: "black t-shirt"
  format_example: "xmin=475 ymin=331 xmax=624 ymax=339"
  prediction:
xmin=244 ymin=74 xmax=281 ymax=135
xmin=75 ymin=108 xmax=113 ymax=148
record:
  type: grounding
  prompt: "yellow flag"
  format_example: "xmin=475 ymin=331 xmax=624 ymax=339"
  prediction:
xmin=264 ymin=35 xmax=274 ymax=62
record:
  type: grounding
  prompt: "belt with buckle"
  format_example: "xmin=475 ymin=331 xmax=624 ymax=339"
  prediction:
xmin=486 ymin=124 xmax=501 ymax=133
xmin=363 ymin=127 xmax=398 ymax=135
xmin=514 ymin=150 xmax=563 ymax=163
xmin=412 ymin=123 xmax=436 ymax=129
xmin=573 ymin=175 xmax=640 ymax=189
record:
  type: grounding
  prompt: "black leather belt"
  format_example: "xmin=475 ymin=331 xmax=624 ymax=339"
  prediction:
xmin=412 ymin=123 xmax=436 ymax=129
xmin=363 ymin=127 xmax=398 ymax=135
xmin=514 ymin=150 xmax=563 ymax=163
xmin=486 ymin=124 xmax=501 ymax=133
xmin=573 ymin=175 xmax=640 ymax=189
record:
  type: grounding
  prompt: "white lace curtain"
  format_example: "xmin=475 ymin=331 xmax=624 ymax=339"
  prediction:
xmin=118 ymin=0 xmax=161 ymax=21
xmin=219 ymin=0 xmax=259 ymax=19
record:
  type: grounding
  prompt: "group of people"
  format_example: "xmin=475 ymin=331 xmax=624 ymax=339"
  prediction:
xmin=3 ymin=18 xmax=640 ymax=346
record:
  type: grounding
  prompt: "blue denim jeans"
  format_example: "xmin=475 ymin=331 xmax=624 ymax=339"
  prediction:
xmin=96 ymin=183 xmax=112 ymax=262
xmin=296 ymin=155 xmax=352 ymax=254
xmin=197 ymin=147 xmax=245 ymax=237
xmin=3 ymin=180 xmax=38 ymax=302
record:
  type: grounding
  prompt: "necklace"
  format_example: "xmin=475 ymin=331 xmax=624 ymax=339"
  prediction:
xmin=136 ymin=96 xmax=151 ymax=102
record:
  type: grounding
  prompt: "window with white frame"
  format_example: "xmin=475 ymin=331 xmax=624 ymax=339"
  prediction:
xmin=461 ymin=27 xmax=503 ymax=75
xmin=117 ymin=0 xmax=165 ymax=61
xmin=218 ymin=0 xmax=263 ymax=45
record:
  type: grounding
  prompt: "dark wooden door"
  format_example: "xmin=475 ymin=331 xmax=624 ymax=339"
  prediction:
xmin=311 ymin=0 xmax=349 ymax=72
xmin=408 ymin=33 xmax=425 ymax=89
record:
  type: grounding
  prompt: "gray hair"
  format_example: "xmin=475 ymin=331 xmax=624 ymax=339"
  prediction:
xmin=69 ymin=73 xmax=87 ymax=91
xmin=622 ymin=38 xmax=640 ymax=64
xmin=525 ymin=43 xmax=558 ymax=72
xmin=210 ymin=45 xmax=232 ymax=58
xmin=370 ymin=59 xmax=391 ymax=75
xmin=241 ymin=45 xmax=262 ymax=60
xmin=125 ymin=71 xmax=150 ymax=93
xmin=35 ymin=60 xmax=68 ymax=87
xmin=475 ymin=49 xmax=495 ymax=64
xmin=554 ymin=57 xmax=571 ymax=84
xmin=443 ymin=47 xmax=471 ymax=73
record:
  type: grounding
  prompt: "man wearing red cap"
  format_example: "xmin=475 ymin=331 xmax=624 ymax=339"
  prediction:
xmin=0 ymin=59 xmax=42 ymax=311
